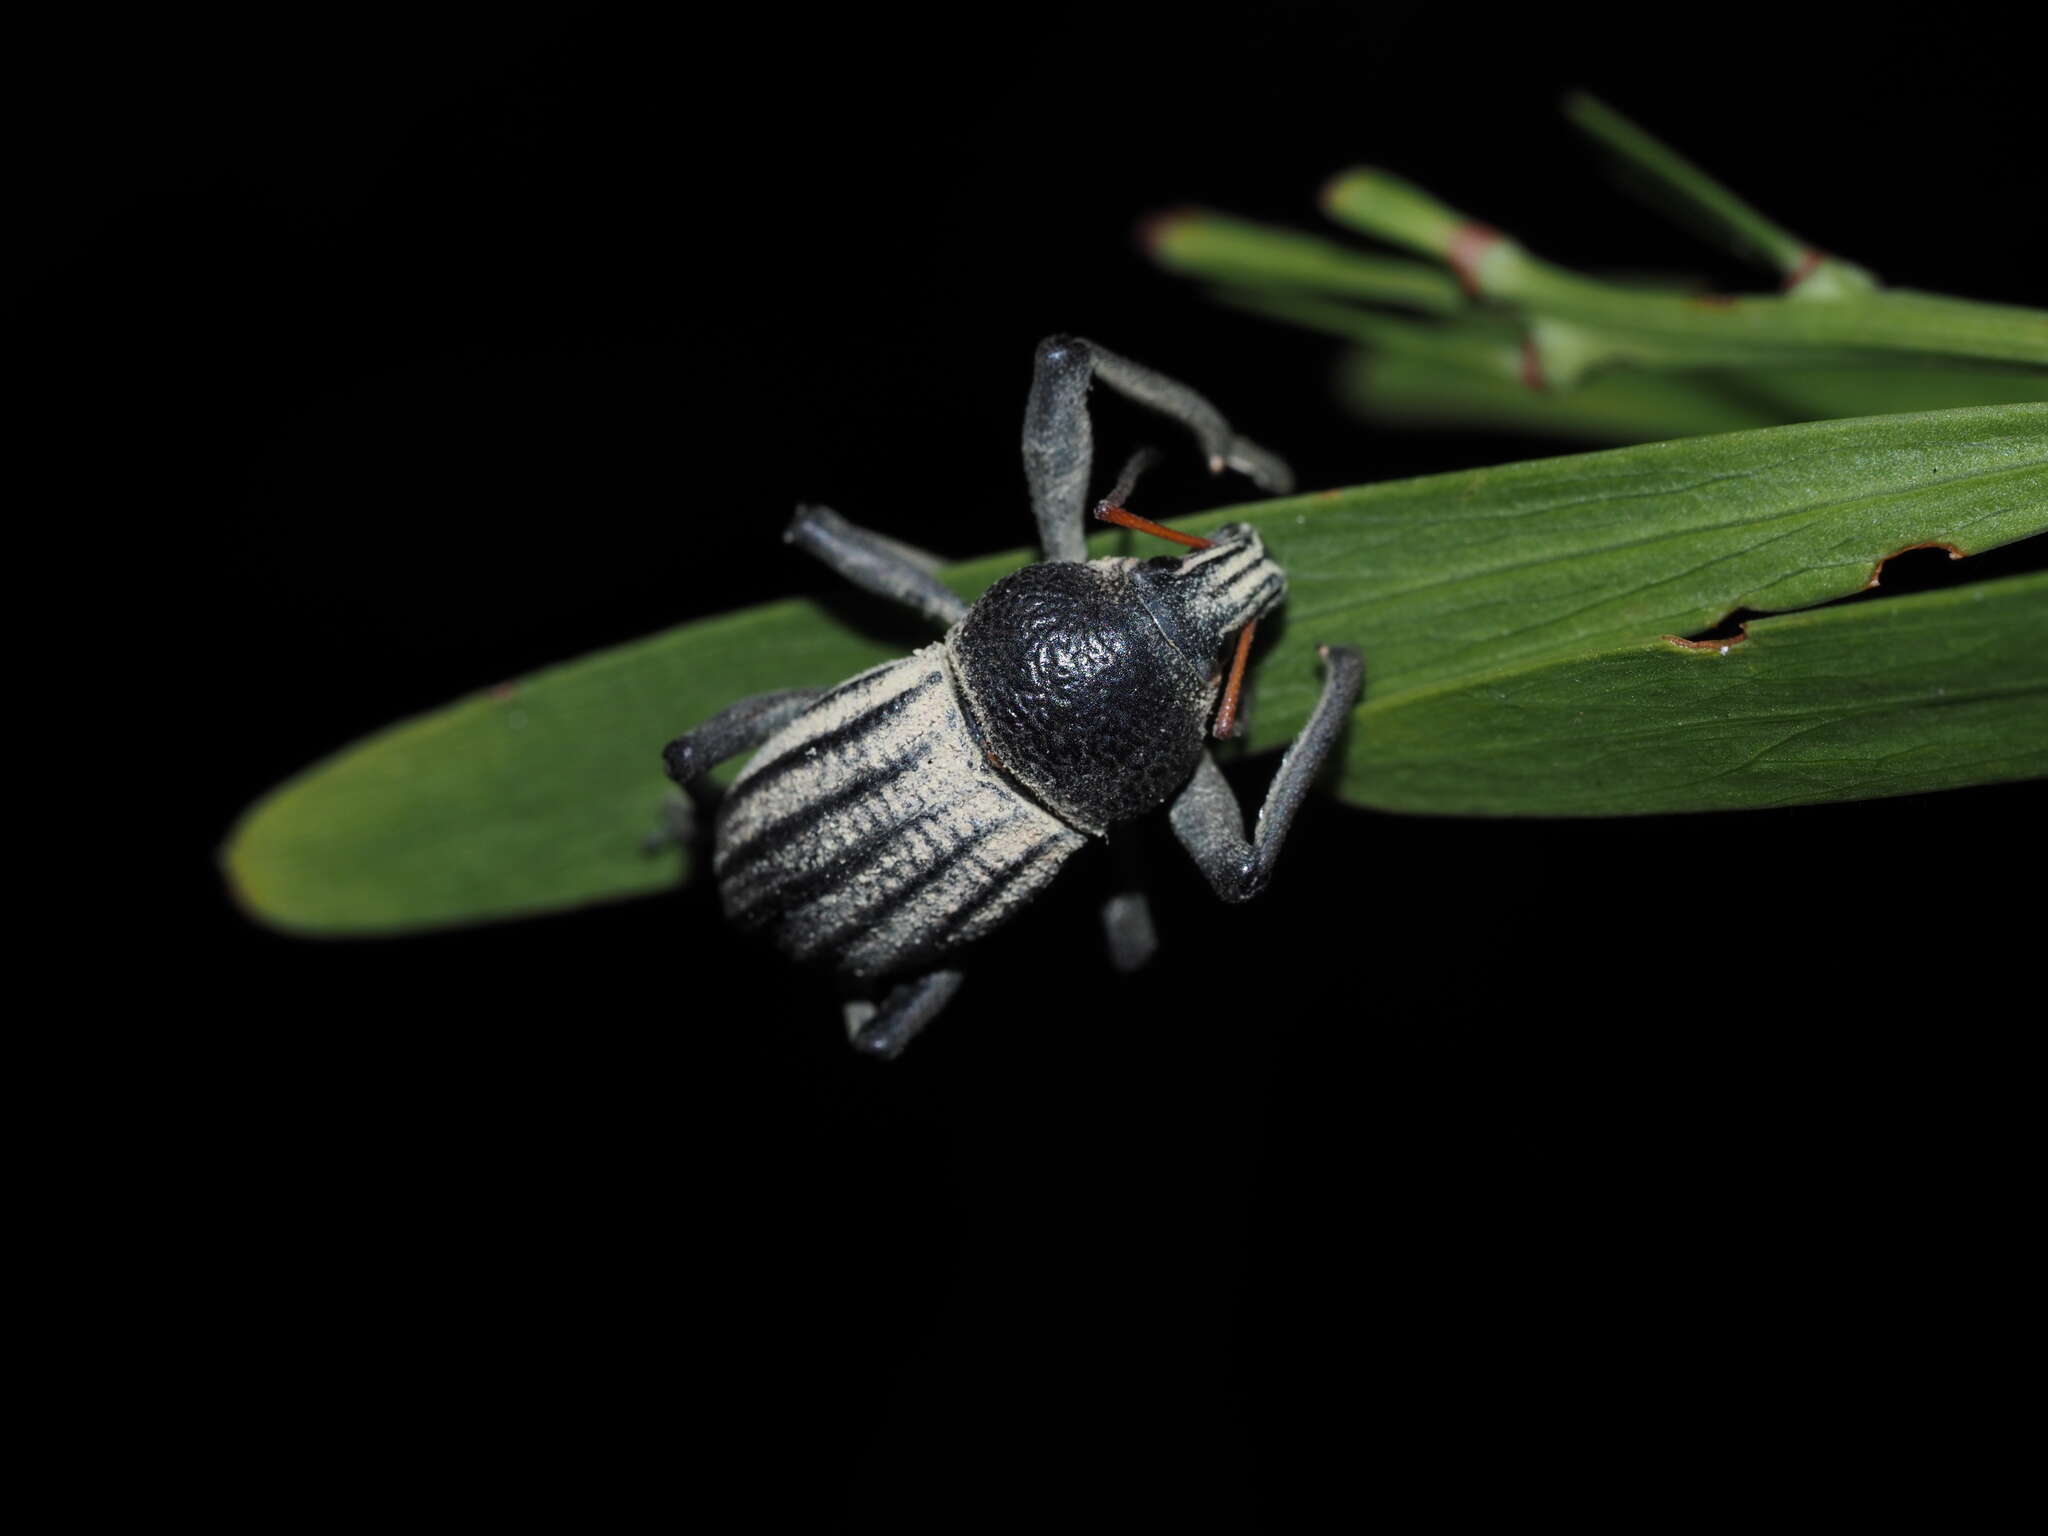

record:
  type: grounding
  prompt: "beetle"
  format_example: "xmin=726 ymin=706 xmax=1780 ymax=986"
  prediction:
xmin=661 ymin=336 xmax=1362 ymax=1058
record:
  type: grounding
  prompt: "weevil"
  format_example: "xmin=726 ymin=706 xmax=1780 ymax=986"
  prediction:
xmin=661 ymin=337 xmax=1362 ymax=1057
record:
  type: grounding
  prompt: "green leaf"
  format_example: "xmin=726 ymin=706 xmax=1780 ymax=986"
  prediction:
xmin=224 ymin=599 xmax=916 ymax=936
xmin=224 ymin=404 xmax=2048 ymax=935
xmin=1352 ymin=571 xmax=2048 ymax=815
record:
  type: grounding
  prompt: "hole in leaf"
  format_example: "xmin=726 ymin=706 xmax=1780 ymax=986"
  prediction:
xmin=1861 ymin=541 xmax=1965 ymax=593
xmin=1672 ymin=609 xmax=1760 ymax=647
xmin=1667 ymin=538 xmax=2038 ymax=651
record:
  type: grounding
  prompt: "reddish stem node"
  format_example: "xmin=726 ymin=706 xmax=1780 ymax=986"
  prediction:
xmin=1447 ymin=222 xmax=1503 ymax=298
xmin=1783 ymin=247 xmax=1826 ymax=291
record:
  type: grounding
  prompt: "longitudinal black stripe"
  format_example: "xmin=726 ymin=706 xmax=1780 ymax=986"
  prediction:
xmin=728 ymin=807 xmax=946 ymax=927
xmin=808 ymin=661 xmax=915 ymax=716
xmin=734 ymin=670 xmax=941 ymax=800
xmin=809 ymin=811 xmax=1029 ymax=957
xmin=719 ymin=748 xmax=922 ymax=880
xmin=1219 ymin=558 xmax=1274 ymax=597
xmin=928 ymin=829 xmax=1069 ymax=943
xmin=1242 ymin=573 xmax=1285 ymax=611
xmin=1215 ymin=574 xmax=1283 ymax=621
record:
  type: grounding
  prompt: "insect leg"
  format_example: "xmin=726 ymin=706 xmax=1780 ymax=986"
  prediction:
xmin=1101 ymin=892 xmax=1159 ymax=974
xmin=1168 ymin=645 xmax=1363 ymax=903
xmin=786 ymin=504 xmax=968 ymax=628
xmin=649 ymin=689 xmax=824 ymax=854
xmin=1023 ymin=335 xmax=1295 ymax=563
xmin=844 ymin=969 xmax=967 ymax=1059
xmin=1101 ymin=827 xmax=1159 ymax=973
xmin=662 ymin=689 xmax=825 ymax=786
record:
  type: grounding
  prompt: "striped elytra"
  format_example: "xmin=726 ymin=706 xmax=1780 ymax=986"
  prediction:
xmin=714 ymin=644 xmax=1086 ymax=980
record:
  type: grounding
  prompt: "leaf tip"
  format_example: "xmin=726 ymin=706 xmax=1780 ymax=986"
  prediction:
xmin=1317 ymin=167 xmax=1380 ymax=215
xmin=216 ymin=814 xmax=304 ymax=935
xmin=1136 ymin=205 xmax=1204 ymax=260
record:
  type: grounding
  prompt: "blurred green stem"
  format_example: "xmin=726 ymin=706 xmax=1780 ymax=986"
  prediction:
xmin=1320 ymin=168 xmax=2048 ymax=368
xmin=1561 ymin=91 xmax=1877 ymax=295
xmin=1144 ymin=209 xmax=1465 ymax=314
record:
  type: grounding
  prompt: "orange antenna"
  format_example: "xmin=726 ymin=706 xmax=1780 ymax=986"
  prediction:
xmin=1092 ymin=502 xmax=1214 ymax=549
xmin=1213 ymin=622 xmax=1256 ymax=739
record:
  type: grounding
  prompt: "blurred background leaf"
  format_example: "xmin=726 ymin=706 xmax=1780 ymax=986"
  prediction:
xmin=1148 ymin=96 xmax=2048 ymax=443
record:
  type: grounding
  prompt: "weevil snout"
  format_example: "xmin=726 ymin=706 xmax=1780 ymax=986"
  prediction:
xmin=1128 ymin=523 xmax=1287 ymax=667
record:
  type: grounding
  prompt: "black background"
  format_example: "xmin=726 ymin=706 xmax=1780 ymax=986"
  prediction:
xmin=48 ymin=5 xmax=2041 ymax=1522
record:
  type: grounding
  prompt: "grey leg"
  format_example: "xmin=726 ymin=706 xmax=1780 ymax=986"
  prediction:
xmin=662 ymin=689 xmax=824 ymax=787
xmin=1169 ymin=646 xmax=1363 ymax=903
xmin=1023 ymin=335 xmax=1296 ymax=563
xmin=651 ymin=688 xmax=825 ymax=852
xmin=640 ymin=789 xmax=699 ymax=856
xmin=1101 ymin=826 xmax=1159 ymax=973
xmin=845 ymin=969 xmax=967 ymax=1059
xmin=1101 ymin=893 xmax=1159 ymax=974
xmin=786 ymin=504 xmax=969 ymax=628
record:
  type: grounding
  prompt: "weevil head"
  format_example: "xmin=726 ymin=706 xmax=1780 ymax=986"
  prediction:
xmin=1126 ymin=523 xmax=1287 ymax=668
